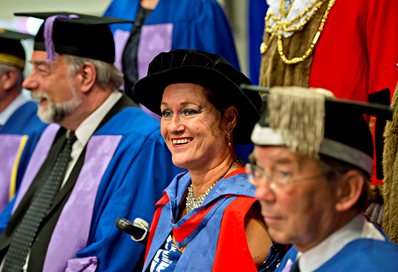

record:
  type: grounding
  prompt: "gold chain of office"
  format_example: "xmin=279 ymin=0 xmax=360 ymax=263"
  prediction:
xmin=260 ymin=0 xmax=336 ymax=65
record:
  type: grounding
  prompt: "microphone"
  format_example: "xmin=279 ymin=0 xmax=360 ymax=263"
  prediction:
xmin=116 ymin=217 xmax=149 ymax=243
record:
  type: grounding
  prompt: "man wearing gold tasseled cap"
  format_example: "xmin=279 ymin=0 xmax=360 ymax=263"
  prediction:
xmin=259 ymin=0 xmax=398 ymax=227
xmin=245 ymin=86 xmax=398 ymax=271
xmin=0 ymin=29 xmax=46 ymax=215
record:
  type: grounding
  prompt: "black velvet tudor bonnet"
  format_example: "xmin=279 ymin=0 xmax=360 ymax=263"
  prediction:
xmin=14 ymin=12 xmax=132 ymax=64
xmin=0 ymin=29 xmax=33 ymax=70
xmin=133 ymin=49 xmax=262 ymax=144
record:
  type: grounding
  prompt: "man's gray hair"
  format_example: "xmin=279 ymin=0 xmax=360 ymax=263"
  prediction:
xmin=64 ymin=55 xmax=123 ymax=91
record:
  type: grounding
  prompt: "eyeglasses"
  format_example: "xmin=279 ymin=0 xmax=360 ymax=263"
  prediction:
xmin=245 ymin=163 xmax=323 ymax=191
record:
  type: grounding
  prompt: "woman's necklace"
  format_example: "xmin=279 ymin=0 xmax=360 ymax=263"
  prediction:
xmin=185 ymin=159 xmax=241 ymax=214
xmin=185 ymin=183 xmax=215 ymax=214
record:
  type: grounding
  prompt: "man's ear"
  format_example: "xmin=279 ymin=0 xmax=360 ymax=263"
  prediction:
xmin=335 ymin=170 xmax=366 ymax=212
xmin=1 ymin=69 xmax=18 ymax=90
xmin=78 ymin=62 xmax=96 ymax=93
xmin=222 ymin=106 xmax=238 ymax=133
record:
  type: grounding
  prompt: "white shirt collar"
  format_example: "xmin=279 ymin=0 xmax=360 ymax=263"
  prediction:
xmin=298 ymin=214 xmax=385 ymax=271
xmin=73 ymin=91 xmax=122 ymax=146
xmin=0 ymin=94 xmax=29 ymax=126
xmin=62 ymin=91 xmax=122 ymax=185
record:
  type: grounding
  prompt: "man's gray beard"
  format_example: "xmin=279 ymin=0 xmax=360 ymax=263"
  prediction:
xmin=37 ymin=97 xmax=82 ymax=123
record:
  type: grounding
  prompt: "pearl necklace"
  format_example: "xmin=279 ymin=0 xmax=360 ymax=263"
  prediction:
xmin=185 ymin=160 xmax=241 ymax=214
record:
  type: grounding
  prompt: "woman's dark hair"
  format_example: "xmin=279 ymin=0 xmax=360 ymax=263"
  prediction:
xmin=204 ymin=85 xmax=233 ymax=115
xmin=203 ymin=86 xmax=239 ymax=143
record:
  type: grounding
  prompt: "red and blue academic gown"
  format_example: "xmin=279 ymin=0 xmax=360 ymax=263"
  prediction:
xmin=276 ymin=239 xmax=398 ymax=272
xmin=104 ymin=0 xmax=240 ymax=75
xmin=144 ymin=168 xmax=263 ymax=271
xmin=0 ymin=97 xmax=182 ymax=272
xmin=0 ymin=100 xmax=47 ymax=215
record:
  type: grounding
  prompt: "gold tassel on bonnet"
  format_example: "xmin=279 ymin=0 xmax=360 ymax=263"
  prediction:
xmin=267 ymin=86 xmax=334 ymax=158
xmin=247 ymin=84 xmax=392 ymax=180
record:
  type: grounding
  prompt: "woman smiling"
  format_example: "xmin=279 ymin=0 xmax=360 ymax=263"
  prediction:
xmin=134 ymin=49 xmax=285 ymax=271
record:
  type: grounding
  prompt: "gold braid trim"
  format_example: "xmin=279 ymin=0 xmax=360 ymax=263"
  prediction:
xmin=9 ymin=136 xmax=28 ymax=200
xmin=261 ymin=0 xmax=336 ymax=65
xmin=0 ymin=53 xmax=25 ymax=70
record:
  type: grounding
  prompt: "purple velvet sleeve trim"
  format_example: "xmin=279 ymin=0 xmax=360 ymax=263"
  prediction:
xmin=113 ymin=29 xmax=130 ymax=71
xmin=12 ymin=124 xmax=60 ymax=213
xmin=43 ymin=135 xmax=122 ymax=272
xmin=0 ymin=135 xmax=23 ymax=211
xmin=113 ymin=24 xmax=173 ymax=80
xmin=137 ymin=24 xmax=173 ymax=79
xmin=65 ymin=256 xmax=98 ymax=272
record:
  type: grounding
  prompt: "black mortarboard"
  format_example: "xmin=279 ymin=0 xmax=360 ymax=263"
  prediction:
xmin=14 ymin=12 xmax=132 ymax=64
xmin=0 ymin=28 xmax=33 ymax=70
xmin=133 ymin=49 xmax=262 ymax=144
xmin=246 ymin=85 xmax=393 ymax=176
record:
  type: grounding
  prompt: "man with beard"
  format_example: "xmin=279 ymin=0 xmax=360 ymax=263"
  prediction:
xmin=0 ymin=29 xmax=46 ymax=218
xmin=0 ymin=12 xmax=180 ymax=272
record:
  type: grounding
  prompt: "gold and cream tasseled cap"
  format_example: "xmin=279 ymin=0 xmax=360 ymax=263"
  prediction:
xmin=244 ymin=85 xmax=393 ymax=176
xmin=0 ymin=28 xmax=33 ymax=70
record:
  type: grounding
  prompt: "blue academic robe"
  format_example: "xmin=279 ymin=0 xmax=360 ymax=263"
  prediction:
xmin=0 ymin=101 xmax=46 ymax=215
xmin=145 ymin=168 xmax=284 ymax=271
xmin=277 ymin=238 xmax=398 ymax=272
xmin=104 ymin=0 xmax=240 ymax=74
xmin=144 ymin=169 xmax=260 ymax=271
xmin=0 ymin=100 xmax=182 ymax=271
xmin=248 ymin=0 xmax=268 ymax=84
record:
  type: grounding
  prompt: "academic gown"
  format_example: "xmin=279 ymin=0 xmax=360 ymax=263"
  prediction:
xmin=0 ymin=101 xmax=47 ymax=214
xmin=0 ymin=95 xmax=182 ymax=272
xmin=248 ymin=0 xmax=268 ymax=84
xmin=276 ymin=238 xmax=398 ymax=272
xmin=144 ymin=169 xmax=278 ymax=271
xmin=104 ymin=0 xmax=240 ymax=75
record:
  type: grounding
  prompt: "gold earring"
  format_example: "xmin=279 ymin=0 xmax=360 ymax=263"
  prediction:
xmin=227 ymin=132 xmax=232 ymax=147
